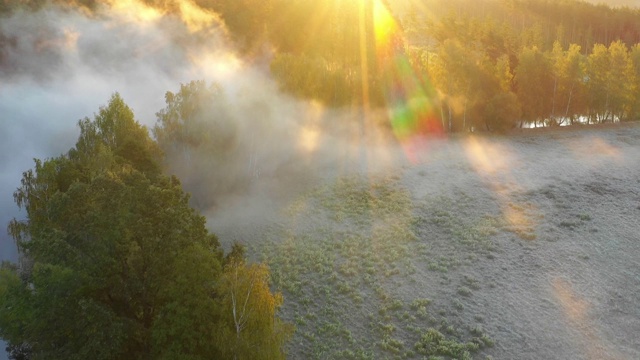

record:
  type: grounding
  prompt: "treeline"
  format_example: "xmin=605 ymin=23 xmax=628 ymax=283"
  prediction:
xmin=399 ymin=0 xmax=640 ymax=130
xmin=207 ymin=0 xmax=640 ymax=130
xmin=400 ymin=0 xmax=640 ymax=53
xmin=2 ymin=0 xmax=640 ymax=131
xmin=0 ymin=94 xmax=292 ymax=359
xmin=408 ymin=38 xmax=640 ymax=131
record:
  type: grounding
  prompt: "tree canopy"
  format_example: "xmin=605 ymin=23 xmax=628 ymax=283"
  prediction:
xmin=0 ymin=94 xmax=291 ymax=359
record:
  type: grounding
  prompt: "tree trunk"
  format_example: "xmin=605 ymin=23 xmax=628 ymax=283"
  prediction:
xmin=564 ymin=82 xmax=575 ymax=122
xmin=551 ymin=76 xmax=558 ymax=121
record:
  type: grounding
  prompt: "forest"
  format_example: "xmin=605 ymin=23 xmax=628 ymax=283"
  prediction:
xmin=1 ymin=0 xmax=640 ymax=359
xmin=0 ymin=94 xmax=292 ymax=359
xmin=1 ymin=0 xmax=640 ymax=131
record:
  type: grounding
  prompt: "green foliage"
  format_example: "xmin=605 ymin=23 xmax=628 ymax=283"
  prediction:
xmin=210 ymin=0 xmax=381 ymax=106
xmin=414 ymin=328 xmax=483 ymax=359
xmin=457 ymin=286 xmax=473 ymax=297
xmin=215 ymin=259 xmax=293 ymax=360
xmin=483 ymin=92 xmax=521 ymax=132
xmin=7 ymin=0 xmax=640 ymax=130
xmin=515 ymin=46 xmax=554 ymax=125
xmin=1 ymin=94 xmax=290 ymax=359
xmin=153 ymin=80 xmax=250 ymax=209
xmin=411 ymin=298 xmax=432 ymax=309
xmin=270 ymin=53 xmax=366 ymax=106
xmin=73 ymin=93 xmax=162 ymax=176
xmin=630 ymin=44 xmax=640 ymax=120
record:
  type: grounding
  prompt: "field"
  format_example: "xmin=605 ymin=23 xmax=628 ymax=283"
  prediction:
xmin=209 ymin=123 xmax=640 ymax=360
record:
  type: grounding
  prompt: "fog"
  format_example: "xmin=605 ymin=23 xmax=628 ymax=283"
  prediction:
xmin=1 ymin=3 xmax=213 ymax=265
xmin=0 ymin=1 xmax=402 ymax=265
xmin=0 ymin=1 xmax=408 ymax=356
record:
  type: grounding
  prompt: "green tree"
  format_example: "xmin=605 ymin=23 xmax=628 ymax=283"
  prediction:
xmin=585 ymin=42 xmax=634 ymax=123
xmin=483 ymin=92 xmax=521 ymax=132
xmin=216 ymin=259 xmax=293 ymax=360
xmin=606 ymin=41 xmax=635 ymax=121
xmin=630 ymin=44 xmax=640 ymax=121
xmin=430 ymin=39 xmax=475 ymax=131
xmin=153 ymin=81 xmax=250 ymax=210
xmin=481 ymin=55 xmax=521 ymax=131
xmin=515 ymin=46 xmax=553 ymax=127
xmin=201 ymin=0 xmax=274 ymax=52
xmin=586 ymin=43 xmax=611 ymax=122
xmin=557 ymin=43 xmax=587 ymax=124
xmin=1 ymin=94 xmax=290 ymax=359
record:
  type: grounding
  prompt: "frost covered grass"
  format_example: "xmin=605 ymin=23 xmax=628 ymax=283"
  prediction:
xmin=235 ymin=123 xmax=640 ymax=360
xmin=254 ymin=175 xmax=497 ymax=359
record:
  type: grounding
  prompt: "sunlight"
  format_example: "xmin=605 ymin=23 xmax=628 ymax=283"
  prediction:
xmin=299 ymin=127 xmax=321 ymax=153
xmin=298 ymin=101 xmax=324 ymax=154
xmin=373 ymin=0 xmax=398 ymax=48
xmin=462 ymin=136 xmax=510 ymax=175
xmin=567 ymin=136 xmax=622 ymax=164
xmin=190 ymin=52 xmax=242 ymax=79
xmin=35 ymin=28 xmax=80 ymax=52
xmin=62 ymin=28 xmax=80 ymax=50
xmin=462 ymin=137 xmax=540 ymax=239
xmin=177 ymin=0 xmax=220 ymax=33
xmin=552 ymin=278 xmax=589 ymax=322
xmin=107 ymin=0 xmax=164 ymax=24
xmin=372 ymin=0 xmax=444 ymax=163
xmin=106 ymin=0 xmax=220 ymax=32
xmin=551 ymin=278 xmax=618 ymax=359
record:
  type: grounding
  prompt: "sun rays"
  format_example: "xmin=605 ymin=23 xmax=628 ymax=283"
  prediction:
xmin=370 ymin=0 xmax=445 ymax=163
xmin=105 ymin=0 xmax=224 ymax=33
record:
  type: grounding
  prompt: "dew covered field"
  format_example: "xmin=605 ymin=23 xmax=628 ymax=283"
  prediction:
xmin=211 ymin=123 xmax=640 ymax=360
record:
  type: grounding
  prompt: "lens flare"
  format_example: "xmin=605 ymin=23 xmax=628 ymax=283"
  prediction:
xmin=373 ymin=0 xmax=443 ymax=163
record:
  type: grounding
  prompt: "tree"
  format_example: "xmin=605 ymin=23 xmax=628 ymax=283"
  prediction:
xmin=481 ymin=55 xmax=521 ymax=131
xmin=153 ymin=81 xmax=252 ymax=211
xmin=606 ymin=41 xmax=635 ymax=121
xmin=630 ymin=44 xmax=640 ymax=121
xmin=585 ymin=42 xmax=634 ymax=123
xmin=0 ymin=94 xmax=290 ymax=359
xmin=202 ymin=0 xmax=275 ymax=53
xmin=484 ymin=92 xmax=521 ymax=132
xmin=515 ymin=46 xmax=553 ymax=126
xmin=430 ymin=39 xmax=475 ymax=131
xmin=557 ymin=43 xmax=587 ymax=124
xmin=216 ymin=258 xmax=292 ymax=360
xmin=586 ymin=43 xmax=611 ymax=122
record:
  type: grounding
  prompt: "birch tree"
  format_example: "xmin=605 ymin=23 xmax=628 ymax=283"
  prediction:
xmin=217 ymin=259 xmax=292 ymax=360
xmin=630 ymin=44 xmax=640 ymax=121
